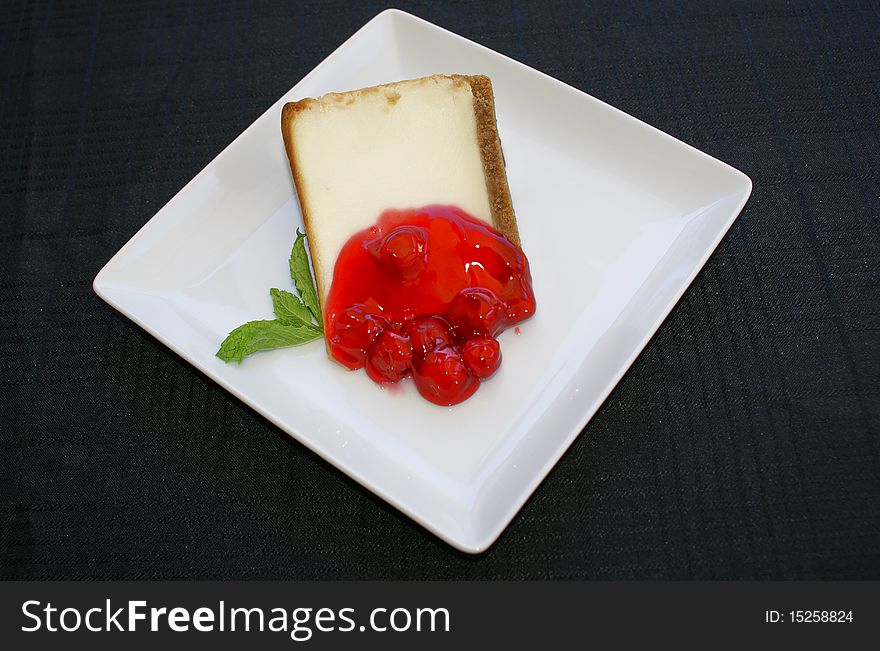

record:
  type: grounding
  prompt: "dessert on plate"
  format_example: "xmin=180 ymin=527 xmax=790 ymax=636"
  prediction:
xmin=281 ymin=74 xmax=536 ymax=405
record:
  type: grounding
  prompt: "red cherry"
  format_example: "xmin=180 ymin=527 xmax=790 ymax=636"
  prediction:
xmin=461 ymin=337 xmax=501 ymax=379
xmin=444 ymin=287 xmax=506 ymax=340
xmin=365 ymin=328 xmax=413 ymax=384
xmin=412 ymin=347 xmax=479 ymax=406
xmin=404 ymin=316 xmax=453 ymax=358
xmin=328 ymin=304 xmax=389 ymax=369
xmin=378 ymin=226 xmax=428 ymax=280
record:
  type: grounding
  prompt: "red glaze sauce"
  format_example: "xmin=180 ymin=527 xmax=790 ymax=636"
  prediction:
xmin=325 ymin=205 xmax=536 ymax=406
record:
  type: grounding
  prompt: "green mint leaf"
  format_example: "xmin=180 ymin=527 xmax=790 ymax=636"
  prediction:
xmin=289 ymin=229 xmax=322 ymax=328
xmin=270 ymin=287 xmax=314 ymax=327
xmin=216 ymin=319 xmax=321 ymax=363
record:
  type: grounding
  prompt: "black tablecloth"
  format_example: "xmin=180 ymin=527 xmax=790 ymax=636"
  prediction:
xmin=2 ymin=0 xmax=878 ymax=579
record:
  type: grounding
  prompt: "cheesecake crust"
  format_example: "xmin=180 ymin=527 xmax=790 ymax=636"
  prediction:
xmin=462 ymin=74 xmax=520 ymax=247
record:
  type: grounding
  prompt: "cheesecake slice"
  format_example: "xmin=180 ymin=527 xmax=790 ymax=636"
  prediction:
xmin=280 ymin=74 xmax=519 ymax=308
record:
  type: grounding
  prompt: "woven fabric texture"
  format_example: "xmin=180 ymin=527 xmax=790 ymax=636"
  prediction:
xmin=1 ymin=0 xmax=878 ymax=579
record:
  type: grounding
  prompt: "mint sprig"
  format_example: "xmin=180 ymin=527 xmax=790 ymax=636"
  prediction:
xmin=217 ymin=320 xmax=321 ymax=363
xmin=216 ymin=232 xmax=323 ymax=364
xmin=270 ymin=287 xmax=313 ymax=326
xmin=289 ymin=229 xmax=322 ymax=328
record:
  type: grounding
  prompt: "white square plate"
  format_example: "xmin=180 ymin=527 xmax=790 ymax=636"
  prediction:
xmin=93 ymin=9 xmax=751 ymax=552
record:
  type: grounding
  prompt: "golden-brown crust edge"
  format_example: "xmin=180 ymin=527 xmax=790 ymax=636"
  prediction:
xmin=280 ymin=102 xmax=327 ymax=309
xmin=464 ymin=74 xmax=521 ymax=247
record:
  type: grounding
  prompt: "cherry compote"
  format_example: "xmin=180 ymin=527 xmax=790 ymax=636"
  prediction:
xmin=325 ymin=205 xmax=535 ymax=405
